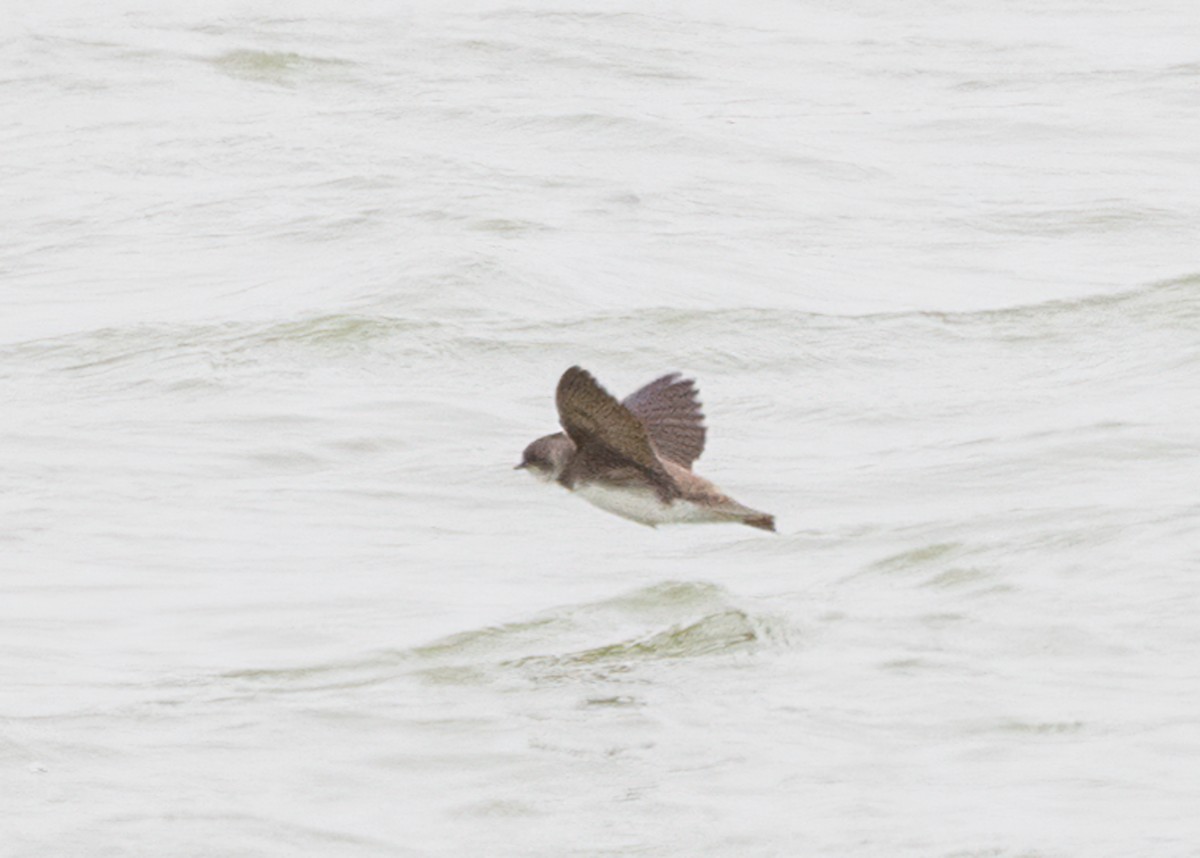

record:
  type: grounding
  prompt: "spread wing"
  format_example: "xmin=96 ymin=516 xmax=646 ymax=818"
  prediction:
xmin=555 ymin=366 xmax=679 ymax=499
xmin=622 ymin=373 xmax=706 ymax=470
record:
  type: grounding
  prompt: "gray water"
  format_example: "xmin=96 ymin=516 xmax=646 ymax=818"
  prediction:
xmin=3 ymin=2 xmax=1199 ymax=855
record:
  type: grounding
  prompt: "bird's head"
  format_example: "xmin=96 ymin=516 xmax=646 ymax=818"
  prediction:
xmin=515 ymin=432 xmax=573 ymax=482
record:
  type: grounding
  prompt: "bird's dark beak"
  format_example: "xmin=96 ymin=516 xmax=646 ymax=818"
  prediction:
xmin=513 ymin=462 xmax=527 ymax=470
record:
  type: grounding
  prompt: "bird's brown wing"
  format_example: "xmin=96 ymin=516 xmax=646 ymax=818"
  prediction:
xmin=555 ymin=366 xmax=680 ymax=500
xmin=622 ymin=373 xmax=706 ymax=470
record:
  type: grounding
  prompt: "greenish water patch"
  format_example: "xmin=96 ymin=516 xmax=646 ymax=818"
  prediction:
xmin=412 ymin=616 xmax=568 ymax=661
xmin=994 ymin=719 xmax=1086 ymax=736
xmin=923 ymin=567 xmax=989 ymax=588
xmin=871 ymin=542 xmax=963 ymax=573
xmin=219 ymin=582 xmax=786 ymax=694
xmin=411 ymin=581 xmax=786 ymax=685
xmin=512 ymin=609 xmax=759 ymax=668
xmin=211 ymin=49 xmax=355 ymax=85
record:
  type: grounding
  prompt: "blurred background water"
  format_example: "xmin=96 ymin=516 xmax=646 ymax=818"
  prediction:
xmin=2 ymin=1 xmax=1199 ymax=855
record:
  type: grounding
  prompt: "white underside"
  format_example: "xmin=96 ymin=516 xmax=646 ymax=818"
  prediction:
xmin=573 ymin=483 xmax=726 ymax=527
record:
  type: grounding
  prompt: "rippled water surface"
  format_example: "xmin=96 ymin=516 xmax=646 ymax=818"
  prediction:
xmin=3 ymin=2 xmax=1199 ymax=855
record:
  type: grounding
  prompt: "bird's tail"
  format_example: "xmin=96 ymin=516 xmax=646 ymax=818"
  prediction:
xmin=742 ymin=512 xmax=776 ymax=532
xmin=716 ymin=500 xmax=776 ymax=532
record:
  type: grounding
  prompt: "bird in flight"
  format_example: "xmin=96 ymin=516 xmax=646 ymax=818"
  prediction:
xmin=516 ymin=366 xmax=775 ymax=531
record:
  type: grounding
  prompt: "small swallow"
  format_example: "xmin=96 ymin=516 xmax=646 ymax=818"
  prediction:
xmin=517 ymin=366 xmax=775 ymax=531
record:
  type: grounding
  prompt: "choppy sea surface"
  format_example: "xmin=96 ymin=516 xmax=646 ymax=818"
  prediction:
xmin=3 ymin=2 xmax=1199 ymax=855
